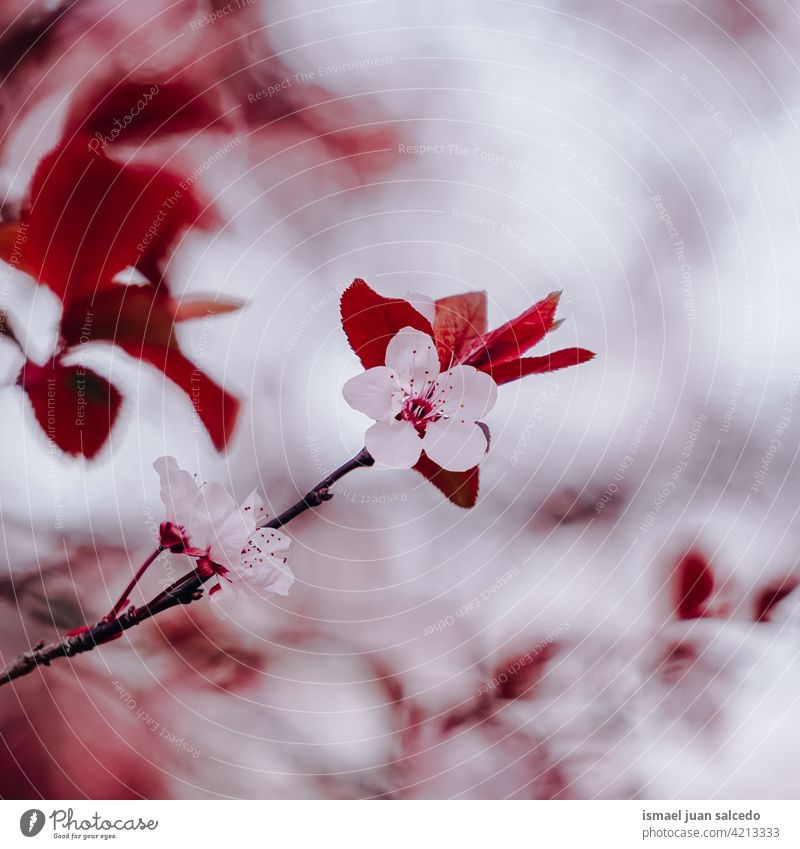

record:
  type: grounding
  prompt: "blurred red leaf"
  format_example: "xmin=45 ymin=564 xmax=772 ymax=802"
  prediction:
xmin=486 ymin=347 xmax=596 ymax=385
xmin=433 ymin=291 xmax=487 ymax=367
xmin=0 ymin=676 xmax=167 ymax=798
xmin=674 ymin=551 xmax=714 ymax=620
xmin=173 ymin=296 xmax=244 ymax=323
xmin=341 ymin=278 xmax=433 ymax=369
xmin=494 ymin=641 xmax=557 ymax=700
xmin=61 ymin=287 xmax=241 ymax=452
xmin=9 ymin=138 xmax=215 ymax=302
xmin=62 ymin=287 xmax=243 ymax=347
xmin=20 ymin=360 xmax=122 ymax=459
xmin=65 ymin=79 xmax=227 ymax=146
xmin=413 ymin=452 xmax=479 ymax=509
xmin=754 ymin=577 xmax=798 ymax=623
xmin=62 ymin=285 xmax=177 ymax=350
xmin=464 ymin=291 xmax=562 ymax=370
xmin=120 ymin=343 xmax=238 ymax=451
xmin=0 ymin=221 xmax=36 ymax=279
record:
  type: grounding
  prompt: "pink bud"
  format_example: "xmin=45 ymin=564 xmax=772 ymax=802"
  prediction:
xmin=159 ymin=521 xmax=190 ymax=553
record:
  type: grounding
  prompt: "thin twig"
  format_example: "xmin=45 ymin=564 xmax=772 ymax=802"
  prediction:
xmin=104 ymin=545 xmax=163 ymax=622
xmin=259 ymin=446 xmax=374 ymax=529
xmin=0 ymin=448 xmax=374 ymax=687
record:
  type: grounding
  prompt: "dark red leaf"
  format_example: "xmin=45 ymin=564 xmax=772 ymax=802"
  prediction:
xmin=20 ymin=360 xmax=122 ymax=458
xmin=433 ymin=291 xmax=487 ymax=367
xmin=674 ymin=552 xmax=714 ymax=620
xmin=754 ymin=577 xmax=798 ymax=623
xmin=413 ymin=452 xmax=479 ymax=508
xmin=62 ymin=286 xmax=244 ymax=361
xmin=484 ymin=347 xmax=595 ymax=384
xmin=465 ymin=291 xmax=562 ymax=370
xmin=0 ymin=233 xmax=21 ymax=345
xmin=340 ymin=278 xmax=433 ymax=369
xmin=494 ymin=641 xmax=557 ymax=700
xmin=61 ymin=285 xmax=178 ymax=350
xmin=119 ymin=343 xmax=238 ymax=451
xmin=0 ymin=221 xmax=36 ymax=278
xmin=65 ymin=80 xmax=227 ymax=147
xmin=60 ymin=286 xmax=241 ymax=451
xmin=16 ymin=138 xmax=215 ymax=302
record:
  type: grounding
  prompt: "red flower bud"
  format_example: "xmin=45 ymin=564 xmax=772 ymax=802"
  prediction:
xmin=159 ymin=521 xmax=190 ymax=553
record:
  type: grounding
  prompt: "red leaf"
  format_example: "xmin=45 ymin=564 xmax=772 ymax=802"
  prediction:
xmin=65 ymin=79 xmax=227 ymax=147
xmin=493 ymin=641 xmax=557 ymax=700
xmin=20 ymin=360 xmax=122 ymax=458
xmin=485 ymin=347 xmax=595 ymax=384
xmin=61 ymin=287 xmax=241 ymax=451
xmin=16 ymin=138 xmax=215 ymax=303
xmin=674 ymin=552 xmax=714 ymax=620
xmin=173 ymin=296 xmax=244 ymax=323
xmin=433 ymin=291 xmax=487 ymax=367
xmin=0 ymin=221 xmax=36 ymax=278
xmin=0 ymin=232 xmax=21 ymax=344
xmin=465 ymin=291 xmax=562 ymax=370
xmin=119 ymin=343 xmax=238 ymax=451
xmin=340 ymin=278 xmax=433 ymax=369
xmin=62 ymin=286 xmax=244 ymax=362
xmin=413 ymin=452 xmax=479 ymax=508
xmin=754 ymin=577 xmax=798 ymax=623
xmin=61 ymin=285 xmax=178 ymax=350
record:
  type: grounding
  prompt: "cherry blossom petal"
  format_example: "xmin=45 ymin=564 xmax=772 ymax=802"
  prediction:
xmin=343 ymin=367 xmax=399 ymax=420
xmin=211 ymin=506 xmax=257 ymax=568
xmin=239 ymin=529 xmax=294 ymax=595
xmin=366 ymin=419 xmax=424 ymax=468
xmin=241 ymin=489 xmax=266 ymax=523
xmin=434 ymin=365 xmax=497 ymax=420
xmin=384 ymin=327 xmax=440 ymax=395
xmin=211 ymin=530 xmax=293 ymax=618
xmin=423 ymin=419 xmax=489 ymax=472
xmin=153 ymin=456 xmax=200 ymax=529
xmin=189 ymin=481 xmax=238 ymax=553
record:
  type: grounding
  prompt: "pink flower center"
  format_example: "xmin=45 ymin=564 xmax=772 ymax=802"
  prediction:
xmin=400 ymin=395 xmax=441 ymax=435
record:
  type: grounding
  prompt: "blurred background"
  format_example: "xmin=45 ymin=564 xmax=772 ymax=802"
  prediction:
xmin=0 ymin=0 xmax=799 ymax=799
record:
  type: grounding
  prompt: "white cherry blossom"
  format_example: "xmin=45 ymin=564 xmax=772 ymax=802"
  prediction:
xmin=343 ymin=327 xmax=497 ymax=471
xmin=153 ymin=456 xmax=293 ymax=601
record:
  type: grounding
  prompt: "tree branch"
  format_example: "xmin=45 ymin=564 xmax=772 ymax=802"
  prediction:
xmin=259 ymin=446 xmax=374 ymax=529
xmin=0 ymin=448 xmax=374 ymax=687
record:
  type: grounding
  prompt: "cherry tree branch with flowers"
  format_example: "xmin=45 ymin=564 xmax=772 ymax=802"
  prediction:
xmin=0 ymin=277 xmax=593 ymax=688
xmin=0 ymin=448 xmax=374 ymax=686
